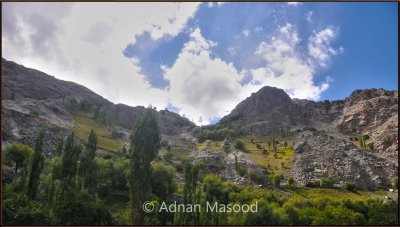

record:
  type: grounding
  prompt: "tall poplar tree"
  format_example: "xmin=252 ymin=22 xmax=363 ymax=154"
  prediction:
xmin=27 ymin=129 xmax=45 ymax=199
xmin=79 ymin=129 xmax=98 ymax=193
xmin=60 ymin=132 xmax=82 ymax=197
xmin=128 ymin=107 xmax=161 ymax=224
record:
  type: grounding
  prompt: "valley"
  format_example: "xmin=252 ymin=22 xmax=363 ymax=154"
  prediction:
xmin=1 ymin=58 xmax=398 ymax=225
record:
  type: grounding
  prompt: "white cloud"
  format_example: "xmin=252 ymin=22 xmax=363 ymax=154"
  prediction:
xmin=2 ymin=2 xmax=200 ymax=109
xmin=306 ymin=11 xmax=313 ymax=22
xmin=287 ymin=2 xmax=302 ymax=6
xmin=242 ymin=29 xmax=250 ymax=37
xmin=308 ymin=27 xmax=343 ymax=67
xmin=248 ymin=23 xmax=334 ymax=100
xmin=2 ymin=3 xmax=342 ymax=126
xmin=164 ymin=28 xmax=245 ymax=125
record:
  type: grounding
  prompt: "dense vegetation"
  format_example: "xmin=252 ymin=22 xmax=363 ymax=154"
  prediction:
xmin=2 ymin=107 xmax=398 ymax=225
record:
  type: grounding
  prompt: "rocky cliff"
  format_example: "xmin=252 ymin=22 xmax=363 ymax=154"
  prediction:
xmin=1 ymin=59 xmax=195 ymax=154
xmin=221 ymin=86 xmax=398 ymax=158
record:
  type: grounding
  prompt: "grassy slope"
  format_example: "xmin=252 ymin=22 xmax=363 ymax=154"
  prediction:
xmin=72 ymin=113 xmax=122 ymax=152
xmin=241 ymin=135 xmax=295 ymax=176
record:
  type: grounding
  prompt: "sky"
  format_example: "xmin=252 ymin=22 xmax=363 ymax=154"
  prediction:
xmin=2 ymin=2 xmax=398 ymax=125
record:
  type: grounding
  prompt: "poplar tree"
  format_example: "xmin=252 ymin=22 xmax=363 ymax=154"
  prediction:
xmin=79 ymin=129 xmax=98 ymax=193
xmin=60 ymin=132 xmax=82 ymax=197
xmin=128 ymin=108 xmax=161 ymax=224
xmin=27 ymin=129 xmax=45 ymax=199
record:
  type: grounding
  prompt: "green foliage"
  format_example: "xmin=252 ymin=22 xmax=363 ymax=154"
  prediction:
xmin=248 ymin=170 xmax=267 ymax=184
xmin=367 ymin=142 xmax=374 ymax=150
xmin=288 ymin=176 xmax=295 ymax=186
xmin=343 ymin=182 xmax=357 ymax=192
xmin=79 ymin=129 xmax=98 ymax=193
xmin=192 ymin=125 xmax=243 ymax=142
xmin=27 ymin=129 xmax=46 ymax=199
xmin=269 ymin=174 xmax=283 ymax=187
xmin=233 ymin=139 xmax=245 ymax=151
xmin=151 ymin=163 xmax=177 ymax=199
xmin=312 ymin=205 xmax=366 ymax=225
xmin=128 ymin=108 xmax=161 ymax=224
xmin=60 ymin=132 xmax=82 ymax=197
xmin=54 ymin=190 xmax=114 ymax=225
xmin=256 ymin=143 xmax=262 ymax=149
xmin=55 ymin=138 xmax=64 ymax=156
xmin=3 ymin=142 xmax=33 ymax=173
xmin=320 ymin=176 xmax=336 ymax=188
xmin=3 ymin=187 xmax=50 ymax=225
xmin=223 ymin=144 xmax=230 ymax=153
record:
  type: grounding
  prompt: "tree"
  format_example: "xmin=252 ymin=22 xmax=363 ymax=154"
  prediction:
xmin=79 ymin=129 xmax=98 ymax=193
xmin=60 ymin=132 xmax=82 ymax=197
xmin=55 ymin=138 xmax=64 ymax=156
xmin=128 ymin=108 xmax=161 ymax=224
xmin=27 ymin=129 xmax=45 ymax=199
xmin=4 ymin=143 xmax=33 ymax=173
xmin=151 ymin=163 xmax=177 ymax=199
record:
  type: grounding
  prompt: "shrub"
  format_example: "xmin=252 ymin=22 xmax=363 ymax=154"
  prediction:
xmin=269 ymin=174 xmax=283 ymax=187
xmin=256 ymin=144 xmax=262 ymax=149
xmin=320 ymin=176 xmax=336 ymax=188
xmin=234 ymin=139 xmax=246 ymax=151
xmin=343 ymin=182 xmax=357 ymax=192
xmin=288 ymin=176 xmax=294 ymax=186
xmin=248 ymin=171 xmax=266 ymax=184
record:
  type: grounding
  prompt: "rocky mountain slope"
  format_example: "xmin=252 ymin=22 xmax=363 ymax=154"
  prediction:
xmin=1 ymin=59 xmax=397 ymax=190
xmin=1 ymin=58 xmax=195 ymax=154
xmin=221 ymin=86 xmax=398 ymax=158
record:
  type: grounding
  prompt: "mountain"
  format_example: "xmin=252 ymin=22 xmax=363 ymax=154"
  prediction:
xmin=1 ymin=58 xmax=195 ymax=155
xmin=220 ymin=86 xmax=398 ymax=159
xmin=1 ymin=59 xmax=397 ymax=190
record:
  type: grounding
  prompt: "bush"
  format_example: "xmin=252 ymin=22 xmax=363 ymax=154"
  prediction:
xmin=320 ymin=176 xmax=336 ymax=188
xmin=288 ymin=176 xmax=294 ymax=186
xmin=223 ymin=144 xmax=230 ymax=153
xmin=234 ymin=139 xmax=246 ymax=151
xmin=256 ymin=144 xmax=262 ymax=149
xmin=343 ymin=182 xmax=357 ymax=192
xmin=269 ymin=174 xmax=283 ymax=187
xmin=151 ymin=163 xmax=177 ymax=199
xmin=248 ymin=171 xmax=266 ymax=184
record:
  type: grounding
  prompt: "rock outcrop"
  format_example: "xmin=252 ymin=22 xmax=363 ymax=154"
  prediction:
xmin=291 ymin=135 xmax=398 ymax=190
xmin=221 ymin=86 xmax=398 ymax=158
xmin=1 ymin=58 xmax=195 ymax=155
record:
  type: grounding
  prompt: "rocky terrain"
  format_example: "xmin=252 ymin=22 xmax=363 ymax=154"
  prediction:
xmin=291 ymin=133 xmax=397 ymax=190
xmin=221 ymin=86 xmax=398 ymax=159
xmin=1 ymin=58 xmax=398 ymax=190
xmin=1 ymin=58 xmax=195 ymax=154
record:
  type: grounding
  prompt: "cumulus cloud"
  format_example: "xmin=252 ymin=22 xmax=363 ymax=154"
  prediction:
xmin=248 ymin=23 xmax=334 ymax=100
xmin=308 ymin=27 xmax=343 ymax=67
xmin=164 ymin=28 xmax=245 ymax=125
xmin=2 ymin=3 xmax=342 ymax=126
xmin=2 ymin=2 xmax=200 ymax=108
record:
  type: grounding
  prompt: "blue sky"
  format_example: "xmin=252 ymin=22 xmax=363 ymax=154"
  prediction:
xmin=124 ymin=2 xmax=398 ymax=101
xmin=3 ymin=2 xmax=398 ymax=125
